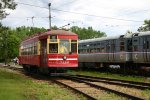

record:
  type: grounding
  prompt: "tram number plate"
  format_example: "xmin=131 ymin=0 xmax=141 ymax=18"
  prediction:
xmin=58 ymin=61 xmax=69 ymax=64
xmin=49 ymin=61 xmax=69 ymax=64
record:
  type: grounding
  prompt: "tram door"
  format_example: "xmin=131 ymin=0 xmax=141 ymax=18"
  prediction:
xmin=40 ymin=39 xmax=47 ymax=66
xmin=143 ymin=36 xmax=150 ymax=62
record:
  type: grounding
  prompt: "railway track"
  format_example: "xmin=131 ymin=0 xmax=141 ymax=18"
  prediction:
xmin=71 ymin=74 xmax=150 ymax=90
xmin=0 ymin=65 xmax=149 ymax=99
xmin=0 ymin=64 xmax=23 ymax=72
xmin=74 ymin=75 xmax=150 ymax=89
xmin=54 ymin=75 xmax=147 ymax=100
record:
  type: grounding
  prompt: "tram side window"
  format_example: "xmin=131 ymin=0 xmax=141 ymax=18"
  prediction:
xmin=34 ymin=46 xmax=37 ymax=54
xmin=49 ymin=43 xmax=58 ymax=53
xmin=71 ymin=40 xmax=77 ymax=53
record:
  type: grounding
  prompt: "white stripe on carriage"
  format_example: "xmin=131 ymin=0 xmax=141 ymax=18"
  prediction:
xmin=48 ymin=58 xmax=77 ymax=60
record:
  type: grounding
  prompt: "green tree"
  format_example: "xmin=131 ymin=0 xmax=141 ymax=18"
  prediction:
xmin=0 ymin=0 xmax=17 ymax=19
xmin=70 ymin=26 xmax=106 ymax=40
xmin=0 ymin=0 xmax=17 ymax=63
xmin=0 ymin=25 xmax=19 ymax=63
xmin=14 ymin=26 xmax=47 ymax=41
xmin=138 ymin=20 xmax=150 ymax=32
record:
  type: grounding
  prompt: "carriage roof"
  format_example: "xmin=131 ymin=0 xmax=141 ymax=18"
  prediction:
xmin=134 ymin=31 xmax=150 ymax=37
xmin=79 ymin=35 xmax=130 ymax=44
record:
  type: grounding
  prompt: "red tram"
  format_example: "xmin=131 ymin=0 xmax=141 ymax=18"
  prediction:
xmin=19 ymin=30 xmax=78 ymax=73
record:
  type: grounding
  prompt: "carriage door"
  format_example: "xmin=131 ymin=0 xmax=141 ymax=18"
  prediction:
xmin=108 ymin=40 xmax=115 ymax=62
xmin=111 ymin=40 xmax=115 ymax=62
xmin=40 ymin=39 xmax=47 ymax=66
xmin=106 ymin=40 xmax=110 ymax=61
xmin=143 ymin=36 xmax=149 ymax=62
xmin=148 ymin=36 xmax=150 ymax=62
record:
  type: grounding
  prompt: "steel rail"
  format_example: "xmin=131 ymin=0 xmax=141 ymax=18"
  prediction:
xmin=67 ymin=75 xmax=150 ymax=90
xmin=52 ymin=79 xmax=97 ymax=100
xmin=76 ymin=74 xmax=150 ymax=87
xmin=63 ymin=75 xmax=145 ymax=100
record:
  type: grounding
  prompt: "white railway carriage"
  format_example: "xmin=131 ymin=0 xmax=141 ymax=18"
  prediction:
xmin=78 ymin=34 xmax=132 ymax=68
xmin=132 ymin=31 xmax=150 ymax=65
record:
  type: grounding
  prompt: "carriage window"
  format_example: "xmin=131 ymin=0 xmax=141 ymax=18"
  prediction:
xmin=106 ymin=44 xmax=110 ymax=52
xmin=127 ymin=40 xmax=132 ymax=51
xmin=133 ymin=45 xmax=138 ymax=51
xmin=49 ymin=43 xmax=58 ymax=53
xmin=144 ymin=41 xmax=150 ymax=49
xmin=101 ymin=47 xmax=105 ymax=52
xmin=97 ymin=48 xmax=100 ymax=52
xmin=120 ymin=46 xmax=124 ymax=51
xmin=120 ymin=41 xmax=124 ymax=51
xmin=59 ymin=40 xmax=69 ymax=54
xmin=71 ymin=40 xmax=77 ymax=53
xmin=147 ymin=41 xmax=149 ymax=49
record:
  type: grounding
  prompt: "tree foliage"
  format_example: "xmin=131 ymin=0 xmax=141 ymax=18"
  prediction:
xmin=13 ymin=26 xmax=47 ymax=41
xmin=0 ymin=24 xmax=19 ymax=61
xmin=70 ymin=26 xmax=106 ymax=40
xmin=138 ymin=20 xmax=150 ymax=32
xmin=0 ymin=0 xmax=17 ymax=19
xmin=0 ymin=26 xmax=47 ymax=61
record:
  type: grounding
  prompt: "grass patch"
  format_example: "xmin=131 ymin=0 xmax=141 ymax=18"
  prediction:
xmin=68 ymin=70 xmax=150 ymax=83
xmin=0 ymin=68 xmax=84 ymax=100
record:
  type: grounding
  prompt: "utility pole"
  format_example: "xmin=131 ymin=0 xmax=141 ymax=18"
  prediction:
xmin=31 ymin=16 xmax=34 ymax=27
xmin=48 ymin=3 xmax=51 ymax=30
xmin=4 ymin=29 xmax=8 ymax=65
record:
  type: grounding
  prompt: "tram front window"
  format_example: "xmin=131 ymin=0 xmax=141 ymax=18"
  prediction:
xmin=49 ymin=43 xmax=58 ymax=53
xmin=59 ymin=40 xmax=69 ymax=54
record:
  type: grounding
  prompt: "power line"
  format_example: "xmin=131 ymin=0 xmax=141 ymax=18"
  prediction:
xmin=15 ymin=2 xmax=144 ymax=22
xmin=6 ymin=17 xmax=49 ymax=18
xmin=59 ymin=0 xmax=77 ymax=7
xmin=15 ymin=2 xmax=48 ymax=9
xmin=52 ymin=8 xmax=143 ymax=22
xmin=124 ymin=9 xmax=150 ymax=15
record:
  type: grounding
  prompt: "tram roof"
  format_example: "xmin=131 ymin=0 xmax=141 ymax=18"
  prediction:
xmin=43 ymin=30 xmax=77 ymax=36
xmin=22 ymin=30 xmax=77 ymax=42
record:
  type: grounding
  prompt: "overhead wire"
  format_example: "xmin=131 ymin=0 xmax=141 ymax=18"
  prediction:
xmin=123 ymin=8 xmax=150 ymax=15
xmin=52 ymin=8 xmax=143 ymax=22
xmin=15 ymin=2 xmax=48 ymax=9
xmin=15 ymin=2 xmax=144 ymax=23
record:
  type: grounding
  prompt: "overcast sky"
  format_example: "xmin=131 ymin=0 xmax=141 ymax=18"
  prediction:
xmin=1 ymin=0 xmax=150 ymax=36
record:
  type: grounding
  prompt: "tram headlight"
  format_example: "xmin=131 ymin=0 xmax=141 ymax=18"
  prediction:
xmin=63 ymin=55 xmax=67 ymax=60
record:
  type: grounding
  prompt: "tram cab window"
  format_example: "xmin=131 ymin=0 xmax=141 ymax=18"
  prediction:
xmin=59 ymin=40 xmax=69 ymax=54
xmin=49 ymin=43 xmax=58 ymax=53
xmin=71 ymin=40 xmax=77 ymax=53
